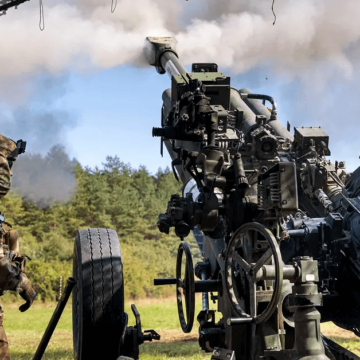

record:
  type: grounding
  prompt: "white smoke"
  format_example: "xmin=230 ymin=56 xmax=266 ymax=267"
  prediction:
xmin=0 ymin=0 xmax=177 ymax=83
xmin=177 ymin=0 xmax=360 ymax=88
xmin=1 ymin=0 xmax=359 ymax=86
xmin=12 ymin=145 xmax=78 ymax=207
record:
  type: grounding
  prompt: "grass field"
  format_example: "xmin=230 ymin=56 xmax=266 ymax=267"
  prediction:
xmin=2 ymin=298 xmax=360 ymax=359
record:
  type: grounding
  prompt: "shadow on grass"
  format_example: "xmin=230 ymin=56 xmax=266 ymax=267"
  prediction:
xmin=327 ymin=337 xmax=360 ymax=355
xmin=141 ymin=341 xmax=206 ymax=358
xmin=10 ymin=350 xmax=74 ymax=360
xmin=11 ymin=342 xmax=209 ymax=360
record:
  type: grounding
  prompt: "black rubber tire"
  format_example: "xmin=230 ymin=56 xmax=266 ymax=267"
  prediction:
xmin=73 ymin=228 xmax=124 ymax=360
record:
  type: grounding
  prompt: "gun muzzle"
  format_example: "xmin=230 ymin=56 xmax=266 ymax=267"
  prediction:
xmin=145 ymin=37 xmax=187 ymax=77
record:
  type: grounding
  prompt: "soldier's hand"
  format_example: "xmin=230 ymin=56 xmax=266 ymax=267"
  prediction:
xmin=19 ymin=286 xmax=37 ymax=312
xmin=17 ymin=273 xmax=37 ymax=312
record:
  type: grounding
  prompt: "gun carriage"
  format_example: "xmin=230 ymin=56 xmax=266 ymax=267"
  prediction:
xmin=71 ymin=37 xmax=360 ymax=360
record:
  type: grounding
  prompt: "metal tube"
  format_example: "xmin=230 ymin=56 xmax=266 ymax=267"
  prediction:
xmin=33 ymin=277 xmax=76 ymax=360
xmin=241 ymin=93 xmax=277 ymax=115
xmin=194 ymin=280 xmax=220 ymax=293
xmin=227 ymin=317 xmax=253 ymax=325
xmin=229 ymin=89 xmax=257 ymax=136
xmin=154 ymin=278 xmax=177 ymax=286
xmin=256 ymin=265 xmax=300 ymax=281
xmin=239 ymin=88 xmax=294 ymax=142
xmin=201 ymin=272 xmax=209 ymax=311
xmin=288 ymin=229 xmax=307 ymax=238
xmin=160 ymin=52 xmax=187 ymax=78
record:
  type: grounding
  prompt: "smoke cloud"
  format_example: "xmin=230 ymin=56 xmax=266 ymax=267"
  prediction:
xmin=0 ymin=73 xmax=78 ymax=205
xmin=12 ymin=145 xmax=78 ymax=207
xmin=1 ymin=0 xmax=360 ymax=84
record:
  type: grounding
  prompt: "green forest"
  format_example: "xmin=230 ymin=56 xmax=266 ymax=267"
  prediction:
xmin=0 ymin=155 xmax=198 ymax=301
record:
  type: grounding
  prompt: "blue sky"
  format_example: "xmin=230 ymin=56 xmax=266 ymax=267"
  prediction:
xmin=62 ymin=66 xmax=173 ymax=173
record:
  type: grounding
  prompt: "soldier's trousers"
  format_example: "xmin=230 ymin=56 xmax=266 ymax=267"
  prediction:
xmin=0 ymin=306 xmax=10 ymax=360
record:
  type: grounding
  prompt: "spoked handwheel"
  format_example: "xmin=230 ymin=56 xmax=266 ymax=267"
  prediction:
xmin=225 ymin=222 xmax=283 ymax=324
xmin=176 ymin=241 xmax=195 ymax=333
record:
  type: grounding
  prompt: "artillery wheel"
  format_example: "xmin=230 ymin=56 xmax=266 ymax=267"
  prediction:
xmin=176 ymin=241 xmax=195 ymax=333
xmin=73 ymin=228 xmax=124 ymax=360
xmin=224 ymin=222 xmax=283 ymax=324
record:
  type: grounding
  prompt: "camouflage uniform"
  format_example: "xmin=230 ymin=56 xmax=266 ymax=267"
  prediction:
xmin=0 ymin=134 xmax=36 ymax=359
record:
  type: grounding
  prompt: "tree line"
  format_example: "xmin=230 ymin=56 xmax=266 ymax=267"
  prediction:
xmin=0 ymin=154 xmax=193 ymax=301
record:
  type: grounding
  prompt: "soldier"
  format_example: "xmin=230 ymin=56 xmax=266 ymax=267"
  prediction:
xmin=0 ymin=134 xmax=36 ymax=359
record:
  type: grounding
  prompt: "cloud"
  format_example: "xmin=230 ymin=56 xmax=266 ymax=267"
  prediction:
xmin=1 ymin=0 xmax=359 ymax=85
xmin=0 ymin=73 xmax=78 ymax=204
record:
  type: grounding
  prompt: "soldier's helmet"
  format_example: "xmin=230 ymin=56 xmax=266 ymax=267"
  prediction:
xmin=0 ymin=134 xmax=26 ymax=198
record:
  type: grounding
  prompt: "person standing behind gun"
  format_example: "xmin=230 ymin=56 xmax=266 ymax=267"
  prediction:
xmin=0 ymin=134 xmax=36 ymax=359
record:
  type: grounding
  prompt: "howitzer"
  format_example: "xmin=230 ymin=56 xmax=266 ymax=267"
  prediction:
xmin=71 ymin=37 xmax=360 ymax=360
xmin=146 ymin=36 xmax=360 ymax=360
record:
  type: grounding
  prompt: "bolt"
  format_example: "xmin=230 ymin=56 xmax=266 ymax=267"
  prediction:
xmin=227 ymin=354 xmax=231 ymax=358
xmin=214 ymin=351 xmax=220 ymax=357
